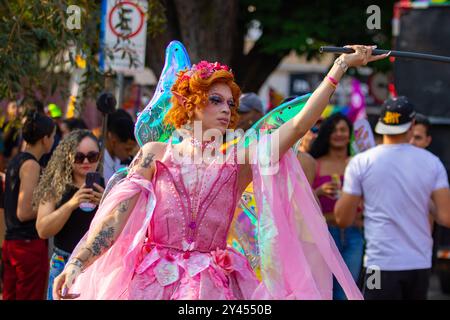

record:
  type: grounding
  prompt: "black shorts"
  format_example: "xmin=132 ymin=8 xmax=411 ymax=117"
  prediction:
xmin=362 ymin=267 xmax=431 ymax=300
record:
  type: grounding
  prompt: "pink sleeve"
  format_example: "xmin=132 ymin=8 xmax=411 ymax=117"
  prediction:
xmin=251 ymin=136 xmax=363 ymax=300
xmin=70 ymin=173 xmax=157 ymax=299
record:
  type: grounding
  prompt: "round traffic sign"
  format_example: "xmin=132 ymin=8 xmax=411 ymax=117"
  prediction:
xmin=108 ymin=1 xmax=145 ymax=39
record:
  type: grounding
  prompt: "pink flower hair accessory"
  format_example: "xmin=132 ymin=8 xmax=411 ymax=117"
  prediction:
xmin=182 ymin=61 xmax=232 ymax=81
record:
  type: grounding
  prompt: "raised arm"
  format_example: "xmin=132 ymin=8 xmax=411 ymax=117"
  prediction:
xmin=276 ymin=45 xmax=389 ymax=157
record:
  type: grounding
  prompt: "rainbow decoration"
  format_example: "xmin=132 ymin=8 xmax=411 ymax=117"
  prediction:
xmin=412 ymin=0 xmax=450 ymax=5
xmin=321 ymin=104 xmax=350 ymax=119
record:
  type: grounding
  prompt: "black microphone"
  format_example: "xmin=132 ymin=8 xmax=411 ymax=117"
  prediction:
xmin=96 ymin=92 xmax=117 ymax=115
xmin=96 ymin=92 xmax=116 ymax=162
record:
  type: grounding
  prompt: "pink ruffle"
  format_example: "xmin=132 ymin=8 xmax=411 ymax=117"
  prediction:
xmin=128 ymin=245 xmax=259 ymax=300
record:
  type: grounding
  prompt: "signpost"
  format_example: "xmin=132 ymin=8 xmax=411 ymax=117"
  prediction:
xmin=100 ymin=0 xmax=148 ymax=108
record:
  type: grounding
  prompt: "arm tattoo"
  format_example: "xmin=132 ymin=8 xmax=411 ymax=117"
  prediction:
xmin=118 ymin=200 xmax=130 ymax=214
xmin=90 ymin=226 xmax=115 ymax=256
xmin=83 ymin=247 xmax=95 ymax=259
xmin=140 ymin=153 xmax=155 ymax=168
xmin=79 ymin=200 xmax=132 ymax=263
xmin=128 ymin=150 xmax=143 ymax=174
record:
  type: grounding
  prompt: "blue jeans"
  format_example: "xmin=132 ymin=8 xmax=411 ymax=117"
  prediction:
xmin=328 ymin=226 xmax=364 ymax=300
xmin=47 ymin=247 xmax=70 ymax=300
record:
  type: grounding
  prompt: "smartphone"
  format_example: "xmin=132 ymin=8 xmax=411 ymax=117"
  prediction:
xmin=80 ymin=172 xmax=103 ymax=213
xmin=85 ymin=172 xmax=103 ymax=190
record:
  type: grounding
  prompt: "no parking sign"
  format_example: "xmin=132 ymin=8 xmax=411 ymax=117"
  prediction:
xmin=100 ymin=0 xmax=148 ymax=73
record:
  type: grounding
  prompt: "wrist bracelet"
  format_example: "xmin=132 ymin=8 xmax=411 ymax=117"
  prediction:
xmin=325 ymin=76 xmax=337 ymax=89
xmin=68 ymin=258 xmax=84 ymax=269
xmin=327 ymin=75 xmax=338 ymax=86
xmin=334 ymin=57 xmax=349 ymax=72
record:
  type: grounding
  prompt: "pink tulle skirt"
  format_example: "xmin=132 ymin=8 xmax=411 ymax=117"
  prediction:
xmin=128 ymin=243 xmax=261 ymax=300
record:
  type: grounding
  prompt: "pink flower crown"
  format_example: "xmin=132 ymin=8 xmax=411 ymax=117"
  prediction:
xmin=181 ymin=61 xmax=232 ymax=81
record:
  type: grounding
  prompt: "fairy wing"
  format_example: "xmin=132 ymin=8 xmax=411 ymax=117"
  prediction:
xmin=102 ymin=41 xmax=191 ymax=198
xmin=134 ymin=40 xmax=191 ymax=146
xmin=227 ymin=94 xmax=311 ymax=276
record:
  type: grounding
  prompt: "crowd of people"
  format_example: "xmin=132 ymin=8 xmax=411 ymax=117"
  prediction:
xmin=0 ymin=44 xmax=449 ymax=300
xmin=0 ymin=102 xmax=138 ymax=299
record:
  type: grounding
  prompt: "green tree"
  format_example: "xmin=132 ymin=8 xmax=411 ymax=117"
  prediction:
xmin=147 ymin=0 xmax=394 ymax=92
xmin=0 ymin=0 xmax=394 ymax=105
xmin=0 ymin=1 xmax=99 ymax=101
xmin=0 ymin=0 xmax=164 ymax=109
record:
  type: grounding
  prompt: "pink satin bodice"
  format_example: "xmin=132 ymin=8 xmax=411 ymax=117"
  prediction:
xmin=150 ymin=144 xmax=239 ymax=253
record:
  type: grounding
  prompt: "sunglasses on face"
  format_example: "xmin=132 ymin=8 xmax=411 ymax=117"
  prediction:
xmin=74 ymin=151 xmax=100 ymax=164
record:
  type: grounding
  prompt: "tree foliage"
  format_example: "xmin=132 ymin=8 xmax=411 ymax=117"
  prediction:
xmin=1 ymin=1 xmax=97 ymax=101
xmin=0 ymin=0 xmax=394 ymax=104
xmin=148 ymin=0 xmax=395 ymax=92
xmin=0 ymin=0 xmax=165 ymax=107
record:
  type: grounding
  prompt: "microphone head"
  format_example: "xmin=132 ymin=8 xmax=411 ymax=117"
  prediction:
xmin=96 ymin=92 xmax=116 ymax=114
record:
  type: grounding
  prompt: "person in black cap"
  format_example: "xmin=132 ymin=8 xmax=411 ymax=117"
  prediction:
xmin=373 ymin=96 xmax=416 ymax=135
xmin=236 ymin=93 xmax=264 ymax=131
xmin=334 ymin=96 xmax=450 ymax=300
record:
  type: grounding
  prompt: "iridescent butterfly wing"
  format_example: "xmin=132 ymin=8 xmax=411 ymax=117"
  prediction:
xmin=227 ymin=94 xmax=311 ymax=277
xmin=101 ymin=41 xmax=191 ymax=202
xmin=135 ymin=40 xmax=191 ymax=146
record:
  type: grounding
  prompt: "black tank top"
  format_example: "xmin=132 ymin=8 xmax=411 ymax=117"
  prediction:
xmin=53 ymin=186 xmax=99 ymax=253
xmin=4 ymin=152 xmax=40 ymax=240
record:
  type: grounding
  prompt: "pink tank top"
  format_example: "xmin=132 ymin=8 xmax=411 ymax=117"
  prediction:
xmin=312 ymin=160 xmax=344 ymax=214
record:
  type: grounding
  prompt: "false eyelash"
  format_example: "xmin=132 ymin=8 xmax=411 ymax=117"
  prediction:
xmin=227 ymin=101 xmax=236 ymax=108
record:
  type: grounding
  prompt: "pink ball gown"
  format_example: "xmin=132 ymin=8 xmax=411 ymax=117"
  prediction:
xmin=128 ymin=144 xmax=261 ymax=299
xmin=70 ymin=138 xmax=362 ymax=300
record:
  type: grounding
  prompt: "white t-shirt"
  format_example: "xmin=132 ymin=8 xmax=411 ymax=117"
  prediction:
xmin=343 ymin=143 xmax=449 ymax=271
xmin=103 ymin=149 xmax=126 ymax=184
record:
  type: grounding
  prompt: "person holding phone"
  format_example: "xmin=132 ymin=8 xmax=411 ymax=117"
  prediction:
xmin=33 ymin=129 xmax=104 ymax=299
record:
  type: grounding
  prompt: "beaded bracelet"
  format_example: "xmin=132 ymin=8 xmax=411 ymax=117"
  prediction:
xmin=334 ymin=57 xmax=349 ymax=72
xmin=325 ymin=76 xmax=337 ymax=89
xmin=327 ymin=75 xmax=338 ymax=86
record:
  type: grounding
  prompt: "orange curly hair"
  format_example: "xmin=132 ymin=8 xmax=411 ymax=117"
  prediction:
xmin=164 ymin=68 xmax=241 ymax=129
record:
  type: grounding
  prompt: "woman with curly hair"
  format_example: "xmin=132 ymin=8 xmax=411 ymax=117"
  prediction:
xmin=34 ymin=129 xmax=104 ymax=299
xmin=54 ymin=45 xmax=388 ymax=300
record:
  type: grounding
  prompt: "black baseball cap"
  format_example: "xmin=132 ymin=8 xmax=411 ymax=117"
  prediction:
xmin=375 ymin=96 xmax=416 ymax=135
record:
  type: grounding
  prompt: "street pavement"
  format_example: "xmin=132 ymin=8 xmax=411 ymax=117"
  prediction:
xmin=428 ymin=273 xmax=450 ymax=300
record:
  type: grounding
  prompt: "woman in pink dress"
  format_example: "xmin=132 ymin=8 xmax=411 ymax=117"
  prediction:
xmin=53 ymin=45 xmax=388 ymax=300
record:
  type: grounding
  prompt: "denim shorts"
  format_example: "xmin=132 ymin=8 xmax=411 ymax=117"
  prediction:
xmin=47 ymin=247 xmax=71 ymax=300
